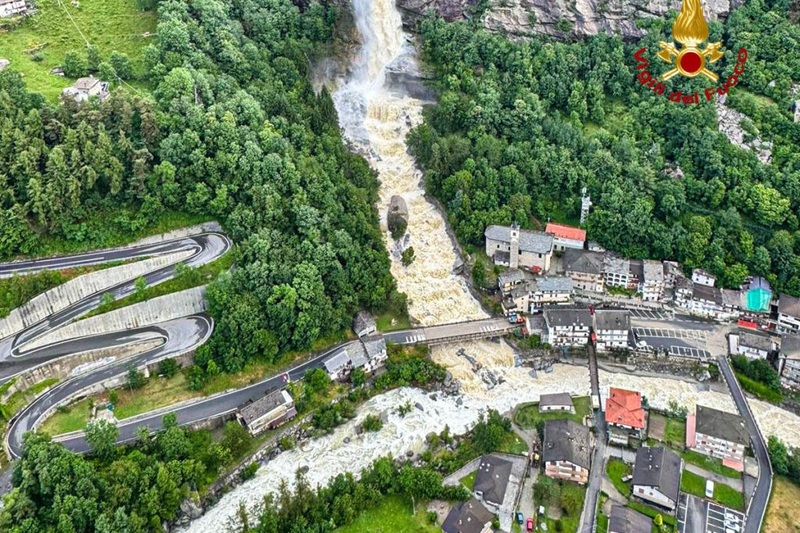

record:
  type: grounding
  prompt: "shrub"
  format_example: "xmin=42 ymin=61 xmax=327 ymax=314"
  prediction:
xmin=362 ymin=414 xmax=383 ymax=432
xmin=62 ymin=50 xmax=88 ymax=78
xmin=401 ymin=247 xmax=415 ymax=266
xmin=158 ymin=359 xmax=180 ymax=379
xmin=240 ymin=462 xmax=259 ymax=481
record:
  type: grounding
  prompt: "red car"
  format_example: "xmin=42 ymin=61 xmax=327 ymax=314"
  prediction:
xmin=526 ymin=517 xmax=534 ymax=532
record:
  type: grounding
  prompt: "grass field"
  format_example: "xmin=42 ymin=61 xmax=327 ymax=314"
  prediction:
xmin=663 ymin=417 xmax=686 ymax=447
xmin=764 ymin=476 xmax=800 ymax=533
xmin=334 ymin=495 xmax=441 ymax=533
xmin=606 ymin=458 xmax=632 ymax=497
xmin=498 ymin=431 xmax=528 ymax=455
xmin=514 ymin=396 xmax=592 ymax=429
xmin=459 ymin=470 xmax=476 ymax=489
xmin=2 ymin=378 xmax=59 ymax=418
xmin=680 ymin=470 xmax=744 ymax=511
xmin=679 ymin=449 xmax=741 ymax=479
xmin=626 ymin=501 xmax=675 ymax=527
xmin=0 ymin=0 xmax=157 ymax=100
xmin=544 ymin=482 xmax=586 ymax=533
xmin=39 ymin=372 xmax=203 ymax=436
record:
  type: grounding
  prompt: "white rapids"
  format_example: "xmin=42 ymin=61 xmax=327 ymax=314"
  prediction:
xmin=180 ymin=0 xmax=800 ymax=530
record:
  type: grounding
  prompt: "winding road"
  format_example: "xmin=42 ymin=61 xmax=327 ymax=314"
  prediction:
xmin=0 ymin=230 xmax=231 ymax=460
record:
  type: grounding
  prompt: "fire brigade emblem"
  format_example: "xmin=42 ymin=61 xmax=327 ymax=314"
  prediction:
xmin=657 ymin=0 xmax=723 ymax=81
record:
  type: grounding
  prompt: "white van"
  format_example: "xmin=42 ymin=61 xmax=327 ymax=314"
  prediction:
xmin=705 ymin=479 xmax=715 ymax=498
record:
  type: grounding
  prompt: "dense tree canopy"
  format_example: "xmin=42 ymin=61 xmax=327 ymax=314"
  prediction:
xmin=410 ymin=0 xmax=800 ymax=294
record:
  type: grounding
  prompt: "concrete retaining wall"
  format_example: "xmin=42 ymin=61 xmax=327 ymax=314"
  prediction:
xmin=123 ymin=221 xmax=223 ymax=249
xmin=21 ymin=287 xmax=206 ymax=352
xmin=1 ymin=339 xmax=163 ymax=403
xmin=0 ymin=250 xmax=193 ymax=341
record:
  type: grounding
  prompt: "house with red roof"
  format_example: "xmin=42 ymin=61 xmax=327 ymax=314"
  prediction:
xmin=545 ymin=223 xmax=586 ymax=252
xmin=605 ymin=387 xmax=647 ymax=445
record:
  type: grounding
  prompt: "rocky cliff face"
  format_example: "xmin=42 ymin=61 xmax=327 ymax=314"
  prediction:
xmin=395 ymin=0 xmax=741 ymax=40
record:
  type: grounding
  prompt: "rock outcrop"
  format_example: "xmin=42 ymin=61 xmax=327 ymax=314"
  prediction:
xmin=716 ymin=93 xmax=773 ymax=165
xmin=396 ymin=0 xmax=742 ymax=40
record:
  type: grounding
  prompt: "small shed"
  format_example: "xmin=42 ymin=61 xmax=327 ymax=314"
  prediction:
xmin=353 ymin=311 xmax=377 ymax=338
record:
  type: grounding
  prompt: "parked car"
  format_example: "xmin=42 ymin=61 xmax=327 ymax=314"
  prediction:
xmin=705 ymin=479 xmax=715 ymax=498
xmin=516 ymin=512 xmax=524 ymax=525
xmin=526 ymin=517 xmax=534 ymax=532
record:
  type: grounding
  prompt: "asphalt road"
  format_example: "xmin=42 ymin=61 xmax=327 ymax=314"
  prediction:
xmin=717 ymin=355 xmax=772 ymax=533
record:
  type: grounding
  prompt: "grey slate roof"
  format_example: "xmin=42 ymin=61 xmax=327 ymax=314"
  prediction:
xmin=594 ymin=310 xmax=630 ymax=331
xmin=779 ymin=294 xmax=800 ymax=318
xmin=441 ymin=498 xmax=494 ymax=533
xmin=632 ymin=446 xmax=682 ymax=504
xmin=239 ymin=390 xmax=292 ymax=425
xmin=533 ymin=276 xmax=573 ymax=293
xmin=347 ymin=344 xmax=368 ymax=369
xmin=747 ymin=276 xmax=772 ymax=291
xmin=363 ymin=337 xmax=386 ymax=360
xmin=493 ymin=250 xmax=511 ymax=264
xmin=74 ymin=76 xmax=101 ymax=91
xmin=781 ymin=334 xmax=800 ymax=359
xmin=539 ymin=392 xmax=574 ymax=409
xmin=484 ymin=225 xmax=554 ymax=254
xmin=695 ymin=405 xmax=749 ymax=446
xmin=722 ymin=289 xmax=742 ymax=308
xmin=544 ymin=308 xmax=593 ymax=329
xmin=474 ymin=455 xmax=512 ymax=505
xmin=543 ymin=419 xmax=591 ymax=469
xmin=738 ymin=330 xmax=774 ymax=353
xmin=497 ymin=269 xmax=532 ymax=290
xmin=563 ymin=249 xmax=605 ymax=275
xmin=693 ymin=284 xmax=722 ymax=305
xmin=642 ymin=260 xmax=664 ymax=282
xmin=604 ymin=256 xmax=631 ymax=276
xmin=353 ymin=311 xmax=376 ymax=337
xmin=323 ymin=351 xmax=351 ymax=373
xmin=609 ymin=505 xmax=652 ymax=533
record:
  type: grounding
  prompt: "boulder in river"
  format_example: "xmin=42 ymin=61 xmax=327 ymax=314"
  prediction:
xmin=388 ymin=195 xmax=409 ymax=239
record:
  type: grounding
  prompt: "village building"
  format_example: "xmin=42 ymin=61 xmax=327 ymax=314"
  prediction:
xmin=721 ymin=288 xmax=743 ymax=315
xmin=353 ymin=311 xmax=377 ymax=338
xmin=0 ymin=0 xmax=27 ymax=17
xmin=631 ymin=446 xmax=682 ymax=510
xmin=473 ymin=455 xmax=513 ymax=508
xmin=236 ymin=389 xmax=296 ymax=436
xmin=484 ymin=223 xmax=554 ymax=273
xmin=502 ymin=276 xmax=573 ymax=315
xmin=608 ymin=505 xmax=652 ymax=533
xmin=441 ymin=497 xmax=494 ymax=533
xmin=778 ymin=294 xmax=800 ymax=334
xmin=497 ymin=269 xmax=534 ymax=294
xmin=732 ymin=329 xmax=775 ymax=359
xmin=349 ymin=337 xmax=388 ymax=374
xmin=741 ymin=276 xmax=772 ymax=314
xmin=543 ymin=419 xmax=592 ymax=484
xmin=562 ymin=249 xmax=605 ymax=293
xmin=545 ymin=222 xmax=586 ymax=252
xmin=594 ymin=310 xmax=631 ymax=352
xmin=682 ymin=284 xmax=736 ymax=321
xmin=61 ymin=76 xmax=110 ymax=103
xmin=539 ymin=392 xmax=575 ymax=414
xmin=605 ymin=387 xmax=646 ymax=445
xmin=691 ymin=268 xmax=716 ymax=287
xmin=779 ymin=334 xmax=800 ymax=388
xmin=687 ymin=405 xmax=749 ymax=470
xmin=641 ymin=260 xmax=665 ymax=301
xmin=543 ymin=308 xmax=593 ymax=346
xmin=662 ymin=261 xmax=683 ymax=290
xmin=323 ymin=350 xmax=351 ymax=381
xmin=603 ymin=256 xmax=641 ymax=291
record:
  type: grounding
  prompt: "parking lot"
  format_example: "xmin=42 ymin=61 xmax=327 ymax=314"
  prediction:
xmin=633 ymin=327 xmax=708 ymax=341
xmin=677 ymin=493 xmax=746 ymax=533
xmin=669 ymin=345 xmax=712 ymax=360
xmin=628 ymin=309 xmax=672 ymax=320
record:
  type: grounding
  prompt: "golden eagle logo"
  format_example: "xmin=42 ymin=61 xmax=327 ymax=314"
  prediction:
xmin=657 ymin=0 xmax=724 ymax=81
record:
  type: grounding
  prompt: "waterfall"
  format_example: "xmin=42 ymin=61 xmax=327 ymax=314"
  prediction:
xmin=333 ymin=0 xmax=486 ymax=326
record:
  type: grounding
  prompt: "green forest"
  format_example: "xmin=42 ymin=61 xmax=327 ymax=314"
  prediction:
xmin=409 ymin=0 xmax=800 ymax=293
